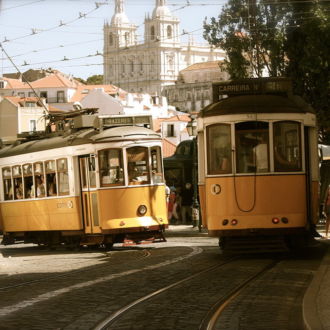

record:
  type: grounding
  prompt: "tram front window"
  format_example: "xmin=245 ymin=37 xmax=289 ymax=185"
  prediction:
xmin=207 ymin=124 xmax=232 ymax=175
xmin=274 ymin=121 xmax=301 ymax=172
xmin=151 ymin=146 xmax=164 ymax=184
xmin=235 ymin=122 xmax=269 ymax=173
xmin=98 ymin=149 xmax=124 ymax=186
xmin=127 ymin=147 xmax=150 ymax=185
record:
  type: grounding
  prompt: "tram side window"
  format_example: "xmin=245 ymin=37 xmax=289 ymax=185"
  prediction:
xmin=235 ymin=121 xmax=269 ymax=173
xmin=127 ymin=147 xmax=150 ymax=185
xmin=274 ymin=121 xmax=302 ymax=172
xmin=57 ymin=158 xmax=69 ymax=195
xmin=34 ymin=162 xmax=46 ymax=198
xmin=45 ymin=160 xmax=57 ymax=196
xmin=13 ymin=165 xmax=23 ymax=200
xmin=88 ymin=156 xmax=97 ymax=188
xmin=207 ymin=124 xmax=232 ymax=174
xmin=2 ymin=167 xmax=13 ymax=200
xmin=151 ymin=146 xmax=164 ymax=184
xmin=98 ymin=149 xmax=124 ymax=186
xmin=23 ymin=164 xmax=34 ymax=198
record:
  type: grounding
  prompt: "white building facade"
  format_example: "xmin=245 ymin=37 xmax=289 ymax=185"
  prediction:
xmin=103 ymin=0 xmax=225 ymax=96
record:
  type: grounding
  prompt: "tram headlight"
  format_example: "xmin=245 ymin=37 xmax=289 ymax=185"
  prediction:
xmin=272 ymin=217 xmax=280 ymax=224
xmin=281 ymin=217 xmax=289 ymax=224
xmin=222 ymin=219 xmax=229 ymax=226
xmin=137 ymin=205 xmax=147 ymax=216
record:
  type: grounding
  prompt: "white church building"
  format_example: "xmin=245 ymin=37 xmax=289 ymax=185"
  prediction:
xmin=103 ymin=0 xmax=225 ymax=96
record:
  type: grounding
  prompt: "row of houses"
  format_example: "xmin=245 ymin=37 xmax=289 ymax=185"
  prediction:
xmin=0 ymin=69 xmax=194 ymax=157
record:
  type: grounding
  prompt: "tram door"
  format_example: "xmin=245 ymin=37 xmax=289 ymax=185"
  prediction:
xmin=79 ymin=155 xmax=101 ymax=234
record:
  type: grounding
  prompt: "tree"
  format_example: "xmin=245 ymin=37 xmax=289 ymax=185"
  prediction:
xmin=204 ymin=0 xmax=330 ymax=142
xmin=86 ymin=74 xmax=104 ymax=85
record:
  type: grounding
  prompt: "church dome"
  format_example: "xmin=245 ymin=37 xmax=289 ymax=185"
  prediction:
xmin=152 ymin=5 xmax=172 ymax=19
xmin=111 ymin=12 xmax=130 ymax=26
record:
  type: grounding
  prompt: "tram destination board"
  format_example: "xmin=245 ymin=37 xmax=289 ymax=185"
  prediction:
xmin=100 ymin=115 xmax=153 ymax=129
xmin=212 ymin=77 xmax=292 ymax=102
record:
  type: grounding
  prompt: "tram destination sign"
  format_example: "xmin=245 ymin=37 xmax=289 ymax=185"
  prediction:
xmin=212 ymin=77 xmax=292 ymax=102
xmin=100 ymin=115 xmax=153 ymax=129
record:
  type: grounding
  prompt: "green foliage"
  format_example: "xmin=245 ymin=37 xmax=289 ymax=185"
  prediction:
xmin=203 ymin=0 xmax=330 ymax=142
xmin=86 ymin=74 xmax=104 ymax=85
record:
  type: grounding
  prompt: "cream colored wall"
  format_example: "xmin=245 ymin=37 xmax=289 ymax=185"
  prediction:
xmin=0 ymin=99 xmax=18 ymax=138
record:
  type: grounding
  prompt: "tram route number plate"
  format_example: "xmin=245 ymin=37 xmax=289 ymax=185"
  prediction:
xmin=57 ymin=201 xmax=74 ymax=209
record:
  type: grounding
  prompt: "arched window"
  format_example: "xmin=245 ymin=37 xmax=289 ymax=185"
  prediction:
xmin=109 ymin=33 xmax=113 ymax=46
xmin=130 ymin=61 xmax=134 ymax=73
xmin=124 ymin=32 xmax=129 ymax=45
xmin=167 ymin=25 xmax=172 ymax=38
xmin=151 ymin=26 xmax=155 ymax=40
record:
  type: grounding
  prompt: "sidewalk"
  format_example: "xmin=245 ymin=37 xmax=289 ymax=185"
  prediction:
xmin=165 ymin=224 xmax=208 ymax=237
xmin=303 ymin=225 xmax=330 ymax=330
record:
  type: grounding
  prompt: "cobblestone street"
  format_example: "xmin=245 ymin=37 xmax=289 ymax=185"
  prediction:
xmin=0 ymin=229 xmax=326 ymax=330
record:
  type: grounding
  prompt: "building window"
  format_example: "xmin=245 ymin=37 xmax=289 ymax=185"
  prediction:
xmin=57 ymin=91 xmax=65 ymax=103
xmin=18 ymin=92 xmax=25 ymax=97
xmin=150 ymin=59 xmax=154 ymax=72
xmin=167 ymin=124 xmax=175 ymax=137
xmin=0 ymin=81 xmax=5 ymax=88
xmin=124 ymin=32 xmax=129 ymax=45
xmin=167 ymin=25 xmax=172 ymax=38
xmin=25 ymin=102 xmax=36 ymax=107
xmin=151 ymin=26 xmax=155 ymax=40
xmin=130 ymin=61 xmax=134 ymax=73
xmin=109 ymin=32 xmax=114 ymax=46
xmin=29 ymin=120 xmax=37 ymax=132
xmin=40 ymin=91 xmax=47 ymax=101
xmin=28 ymin=92 xmax=35 ymax=97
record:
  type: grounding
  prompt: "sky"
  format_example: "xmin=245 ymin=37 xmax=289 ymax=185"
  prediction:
xmin=0 ymin=0 xmax=225 ymax=80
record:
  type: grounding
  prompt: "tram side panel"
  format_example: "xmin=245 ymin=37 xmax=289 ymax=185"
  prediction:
xmin=1 ymin=198 xmax=82 ymax=232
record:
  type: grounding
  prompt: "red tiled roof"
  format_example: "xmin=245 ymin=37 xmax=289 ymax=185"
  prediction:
xmin=162 ymin=138 xmax=177 ymax=158
xmin=70 ymin=84 xmax=122 ymax=102
xmin=181 ymin=61 xmax=223 ymax=72
xmin=161 ymin=114 xmax=191 ymax=122
xmin=3 ymin=71 xmax=82 ymax=89
xmin=4 ymin=96 xmax=43 ymax=107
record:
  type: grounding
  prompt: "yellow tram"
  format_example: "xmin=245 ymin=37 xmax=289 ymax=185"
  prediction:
xmin=0 ymin=115 xmax=168 ymax=248
xmin=197 ymin=78 xmax=319 ymax=251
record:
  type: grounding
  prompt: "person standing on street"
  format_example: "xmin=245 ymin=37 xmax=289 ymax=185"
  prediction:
xmin=180 ymin=183 xmax=193 ymax=225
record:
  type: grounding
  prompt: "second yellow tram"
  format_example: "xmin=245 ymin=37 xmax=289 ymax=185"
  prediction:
xmin=197 ymin=78 xmax=319 ymax=251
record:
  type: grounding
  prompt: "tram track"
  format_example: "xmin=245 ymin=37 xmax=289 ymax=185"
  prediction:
xmin=93 ymin=257 xmax=238 ymax=330
xmin=199 ymin=259 xmax=279 ymax=330
xmin=91 ymin=257 xmax=283 ymax=330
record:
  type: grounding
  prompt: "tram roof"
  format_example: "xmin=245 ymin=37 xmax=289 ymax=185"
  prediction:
xmin=0 ymin=126 xmax=161 ymax=159
xmin=200 ymin=94 xmax=315 ymax=118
